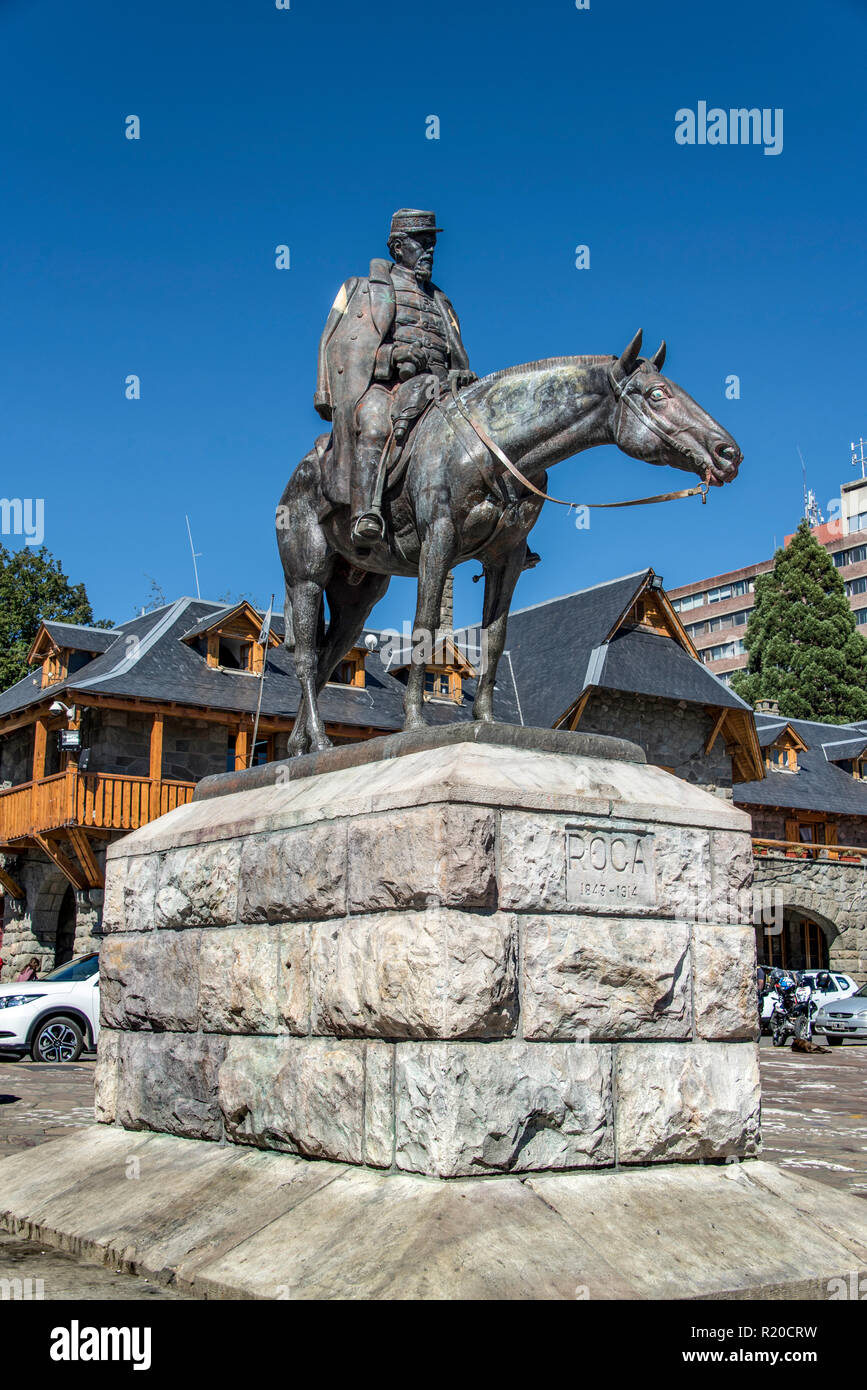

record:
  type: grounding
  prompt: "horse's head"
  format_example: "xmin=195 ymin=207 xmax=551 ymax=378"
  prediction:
xmin=608 ymin=329 xmax=741 ymax=487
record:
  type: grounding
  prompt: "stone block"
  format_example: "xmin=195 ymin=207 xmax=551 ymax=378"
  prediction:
xmin=100 ymin=932 xmax=201 ymax=1031
xmin=712 ymin=829 xmax=754 ymax=909
xmin=615 ymin=1042 xmax=761 ymax=1164
xmin=498 ymin=812 xmax=710 ymax=919
xmin=277 ymin=923 xmax=311 ymax=1035
xmin=156 ymin=840 xmax=240 ymax=928
xmin=101 ymin=857 xmax=127 ymax=933
xmin=310 ymin=909 xmax=517 ymax=1039
xmin=116 ymin=1032 xmax=228 ymax=1140
xmin=521 ymin=916 xmax=691 ymax=1040
xmin=102 ymin=853 xmax=159 ymax=933
xmin=394 ymin=1041 xmax=614 ymax=1177
xmin=363 ymin=1041 xmax=395 ymax=1169
xmin=199 ymin=924 xmax=279 ymax=1034
xmin=94 ymin=1028 xmax=120 ymax=1124
xmin=693 ymin=924 xmax=758 ymax=1040
xmin=218 ymin=1036 xmax=365 ymax=1163
xmin=347 ymin=804 xmax=496 ymax=911
xmin=238 ymin=823 xmax=346 ymax=923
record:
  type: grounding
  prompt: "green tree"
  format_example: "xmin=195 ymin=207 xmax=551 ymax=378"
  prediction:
xmin=0 ymin=545 xmax=108 ymax=692
xmin=731 ymin=519 xmax=867 ymax=722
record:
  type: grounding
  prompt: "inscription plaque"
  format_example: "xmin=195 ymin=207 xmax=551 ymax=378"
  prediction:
xmin=565 ymin=826 xmax=655 ymax=908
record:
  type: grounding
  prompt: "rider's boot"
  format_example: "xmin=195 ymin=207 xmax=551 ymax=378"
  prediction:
xmin=350 ymin=446 xmax=386 ymax=548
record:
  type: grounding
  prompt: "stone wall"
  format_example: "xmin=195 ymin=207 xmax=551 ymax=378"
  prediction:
xmin=94 ymin=738 xmax=761 ymax=1179
xmin=1 ymin=845 xmax=106 ymax=980
xmin=753 ymin=854 xmax=867 ymax=980
xmin=0 ymin=727 xmax=34 ymax=787
xmin=85 ymin=710 xmax=229 ymax=783
xmin=580 ymin=691 xmax=732 ymax=793
xmin=748 ymin=808 xmax=867 ymax=850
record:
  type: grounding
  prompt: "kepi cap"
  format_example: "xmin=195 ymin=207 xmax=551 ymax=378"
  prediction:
xmin=389 ymin=208 xmax=443 ymax=237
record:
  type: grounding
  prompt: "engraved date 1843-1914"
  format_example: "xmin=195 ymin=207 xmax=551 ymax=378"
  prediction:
xmin=565 ymin=825 xmax=655 ymax=908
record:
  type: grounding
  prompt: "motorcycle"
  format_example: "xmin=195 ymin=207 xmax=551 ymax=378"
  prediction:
xmin=770 ymin=972 xmax=816 ymax=1046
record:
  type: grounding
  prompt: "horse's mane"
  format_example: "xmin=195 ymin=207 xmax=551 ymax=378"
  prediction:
xmin=468 ymin=355 xmax=613 ymax=389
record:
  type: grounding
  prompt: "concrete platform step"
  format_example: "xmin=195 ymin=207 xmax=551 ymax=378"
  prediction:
xmin=1 ymin=1127 xmax=865 ymax=1300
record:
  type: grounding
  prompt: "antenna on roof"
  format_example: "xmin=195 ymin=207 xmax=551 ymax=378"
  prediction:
xmin=185 ymin=516 xmax=202 ymax=599
xmin=852 ymin=438 xmax=867 ymax=480
xmin=797 ymin=448 xmax=823 ymax=529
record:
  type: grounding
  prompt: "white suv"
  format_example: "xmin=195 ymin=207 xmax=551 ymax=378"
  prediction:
xmin=0 ymin=954 xmax=100 ymax=1062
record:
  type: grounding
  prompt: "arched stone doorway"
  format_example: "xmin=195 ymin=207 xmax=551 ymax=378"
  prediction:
xmin=755 ymin=903 xmax=838 ymax=972
xmin=54 ymin=885 xmax=77 ymax=967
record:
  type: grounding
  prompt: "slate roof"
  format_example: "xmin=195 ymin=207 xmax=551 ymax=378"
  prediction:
xmin=40 ymin=622 xmax=117 ymax=654
xmin=821 ymin=735 xmax=867 ymax=763
xmin=735 ymin=715 xmax=867 ymax=816
xmin=0 ymin=600 xmax=478 ymax=733
xmin=755 ymin=720 xmax=788 ymax=749
xmin=456 ymin=570 xmax=750 ymax=729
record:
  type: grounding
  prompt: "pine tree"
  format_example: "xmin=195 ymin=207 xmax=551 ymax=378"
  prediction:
xmin=731 ymin=519 xmax=867 ymax=722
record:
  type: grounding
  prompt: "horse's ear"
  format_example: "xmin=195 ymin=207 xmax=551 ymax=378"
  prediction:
xmin=617 ymin=328 xmax=643 ymax=375
xmin=650 ymin=340 xmax=666 ymax=371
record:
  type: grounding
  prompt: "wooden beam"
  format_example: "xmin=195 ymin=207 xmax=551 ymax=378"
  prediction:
xmin=33 ymin=833 xmax=87 ymax=891
xmin=704 ymin=708 xmax=728 ymax=755
xmin=149 ymin=712 xmax=164 ymax=783
xmin=32 ymin=719 xmax=48 ymax=781
xmin=66 ymin=827 xmax=104 ymax=889
xmin=234 ymin=727 xmax=249 ymax=772
xmin=0 ymin=866 xmax=25 ymax=900
xmin=561 ymin=689 xmax=592 ymax=732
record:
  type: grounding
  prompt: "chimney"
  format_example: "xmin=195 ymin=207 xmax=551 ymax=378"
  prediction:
xmin=755 ymin=698 xmax=780 ymax=716
xmin=435 ymin=571 xmax=454 ymax=665
xmin=438 ymin=571 xmax=454 ymax=634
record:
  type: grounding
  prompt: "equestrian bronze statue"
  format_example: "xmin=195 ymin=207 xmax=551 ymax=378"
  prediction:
xmin=277 ymin=208 xmax=742 ymax=756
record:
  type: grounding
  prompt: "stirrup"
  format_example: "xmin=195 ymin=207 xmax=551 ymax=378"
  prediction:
xmin=351 ymin=511 xmax=385 ymax=545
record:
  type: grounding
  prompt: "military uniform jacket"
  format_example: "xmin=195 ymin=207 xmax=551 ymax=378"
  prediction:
xmin=315 ymin=258 xmax=471 ymax=499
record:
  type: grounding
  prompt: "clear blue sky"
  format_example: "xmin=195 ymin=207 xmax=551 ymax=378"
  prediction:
xmin=3 ymin=0 xmax=866 ymax=629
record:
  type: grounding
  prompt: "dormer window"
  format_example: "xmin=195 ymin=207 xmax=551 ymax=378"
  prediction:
xmin=183 ymin=602 xmax=280 ymax=675
xmin=768 ymin=745 xmax=798 ymax=772
xmin=214 ymin=636 xmax=254 ymax=672
xmin=762 ymin=724 xmax=807 ymax=773
xmin=328 ymin=648 xmax=366 ymax=688
xmin=43 ymin=646 xmax=69 ymax=688
xmin=386 ymin=632 xmax=475 ymax=704
xmin=424 ymin=669 xmax=458 ymax=700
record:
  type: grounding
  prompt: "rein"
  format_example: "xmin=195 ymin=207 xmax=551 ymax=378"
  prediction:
xmin=445 ymin=377 xmax=709 ymax=511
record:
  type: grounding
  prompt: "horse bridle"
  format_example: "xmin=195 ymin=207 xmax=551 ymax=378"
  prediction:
xmin=607 ymin=361 xmax=712 ymax=478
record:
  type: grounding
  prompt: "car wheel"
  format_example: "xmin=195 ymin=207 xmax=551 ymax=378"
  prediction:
xmin=825 ymin=1036 xmax=844 ymax=1047
xmin=30 ymin=1016 xmax=84 ymax=1063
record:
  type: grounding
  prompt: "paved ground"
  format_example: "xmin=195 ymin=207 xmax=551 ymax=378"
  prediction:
xmin=1 ymin=1039 xmax=865 ymax=1298
xmin=757 ymin=1035 xmax=867 ymax=1200
xmin=0 ymin=1055 xmax=188 ymax=1300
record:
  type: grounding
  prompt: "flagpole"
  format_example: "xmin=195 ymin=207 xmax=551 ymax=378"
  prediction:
xmin=249 ymin=595 xmax=274 ymax=769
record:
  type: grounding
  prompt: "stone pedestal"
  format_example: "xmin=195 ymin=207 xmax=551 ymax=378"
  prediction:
xmin=94 ymin=724 xmax=760 ymax=1179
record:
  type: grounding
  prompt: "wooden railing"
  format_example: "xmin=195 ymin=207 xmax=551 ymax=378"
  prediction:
xmin=752 ymin=838 xmax=867 ymax=864
xmin=0 ymin=768 xmax=196 ymax=842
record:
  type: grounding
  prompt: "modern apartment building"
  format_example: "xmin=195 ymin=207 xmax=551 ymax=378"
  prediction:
xmin=668 ymin=474 xmax=867 ymax=682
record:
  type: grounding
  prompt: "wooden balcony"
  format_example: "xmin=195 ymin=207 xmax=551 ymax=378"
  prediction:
xmin=0 ymin=769 xmax=196 ymax=843
xmin=0 ymin=769 xmax=196 ymax=892
xmin=752 ymin=837 xmax=867 ymax=865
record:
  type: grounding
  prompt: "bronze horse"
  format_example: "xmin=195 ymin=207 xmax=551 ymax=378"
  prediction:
xmin=276 ymin=329 xmax=742 ymax=755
